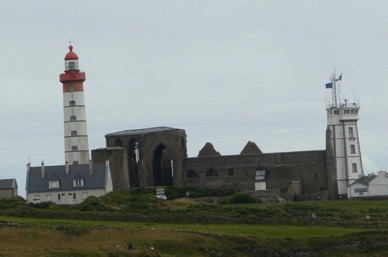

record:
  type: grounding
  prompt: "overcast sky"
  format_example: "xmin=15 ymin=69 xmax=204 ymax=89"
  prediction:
xmin=1 ymin=1 xmax=387 ymax=197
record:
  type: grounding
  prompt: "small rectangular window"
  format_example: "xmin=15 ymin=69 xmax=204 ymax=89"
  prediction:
xmin=49 ymin=180 xmax=59 ymax=189
xmin=46 ymin=194 xmax=51 ymax=201
xmin=82 ymin=192 xmax=88 ymax=200
xmin=69 ymin=101 xmax=75 ymax=107
xmin=352 ymin=163 xmax=358 ymax=173
xmin=348 ymin=127 xmax=354 ymax=138
xmin=350 ymin=145 xmax=356 ymax=154
xmin=73 ymin=179 xmax=84 ymax=187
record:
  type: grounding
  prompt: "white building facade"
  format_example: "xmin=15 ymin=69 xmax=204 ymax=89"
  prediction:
xmin=326 ymin=73 xmax=364 ymax=198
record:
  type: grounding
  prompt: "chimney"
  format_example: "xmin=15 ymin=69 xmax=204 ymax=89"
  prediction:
xmin=89 ymin=159 xmax=93 ymax=175
xmin=65 ymin=161 xmax=69 ymax=174
xmin=41 ymin=161 xmax=45 ymax=178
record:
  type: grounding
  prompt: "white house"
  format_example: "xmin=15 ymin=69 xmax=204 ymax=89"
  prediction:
xmin=349 ymin=171 xmax=388 ymax=198
xmin=26 ymin=160 xmax=112 ymax=204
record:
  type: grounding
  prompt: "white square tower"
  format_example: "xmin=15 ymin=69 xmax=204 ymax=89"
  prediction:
xmin=326 ymin=72 xmax=364 ymax=198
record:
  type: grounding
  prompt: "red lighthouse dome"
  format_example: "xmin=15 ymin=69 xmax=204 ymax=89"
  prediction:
xmin=64 ymin=45 xmax=79 ymax=60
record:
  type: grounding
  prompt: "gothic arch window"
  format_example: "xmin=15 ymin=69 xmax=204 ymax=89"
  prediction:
xmin=206 ymin=169 xmax=218 ymax=177
xmin=186 ymin=170 xmax=199 ymax=179
xmin=115 ymin=138 xmax=122 ymax=147
xmin=70 ymin=115 xmax=76 ymax=121
xmin=71 ymin=130 xmax=77 ymax=136
xmin=72 ymin=146 xmax=78 ymax=151
xmin=129 ymin=138 xmax=139 ymax=162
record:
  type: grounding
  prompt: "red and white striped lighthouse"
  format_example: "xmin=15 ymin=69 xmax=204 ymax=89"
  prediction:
xmin=59 ymin=45 xmax=90 ymax=165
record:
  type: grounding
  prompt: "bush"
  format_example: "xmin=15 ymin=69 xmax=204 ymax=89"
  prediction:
xmin=222 ymin=193 xmax=261 ymax=204
xmin=79 ymin=196 xmax=111 ymax=212
xmin=0 ymin=196 xmax=26 ymax=208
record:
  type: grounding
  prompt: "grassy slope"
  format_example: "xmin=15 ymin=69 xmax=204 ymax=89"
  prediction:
xmin=1 ymin=193 xmax=388 ymax=256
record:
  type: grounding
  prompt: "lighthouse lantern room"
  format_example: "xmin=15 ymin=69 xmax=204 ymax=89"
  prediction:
xmin=59 ymin=45 xmax=90 ymax=165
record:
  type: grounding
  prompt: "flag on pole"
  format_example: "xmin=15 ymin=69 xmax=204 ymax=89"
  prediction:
xmin=336 ymin=74 xmax=342 ymax=81
xmin=325 ymin=82 xmax=333 ymax=89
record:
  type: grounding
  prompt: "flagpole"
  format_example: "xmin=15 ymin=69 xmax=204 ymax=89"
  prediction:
xmin=332 ymin=70 xmax=337 ymax=107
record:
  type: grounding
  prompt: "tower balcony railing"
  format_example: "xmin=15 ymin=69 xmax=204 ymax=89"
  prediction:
xmin=326 ymin=101 xmax=360 ymax=110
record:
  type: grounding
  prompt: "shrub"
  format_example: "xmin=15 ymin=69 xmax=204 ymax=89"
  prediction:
xmin=0 ymin=196 xmax=26 ymax=208
xmin=222 ymin=193 xmax=261 ymax=204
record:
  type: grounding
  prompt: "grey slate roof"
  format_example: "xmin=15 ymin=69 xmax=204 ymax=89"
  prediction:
xmin=27 ymin=163 xmax=107 ymax=193
xmin=0 ymin=179 xmax=17 ymax=189
xmin=105 ymin=126 xmax=182 ymax=137
xmin=350 ymin=175 xmax=377 ymax=186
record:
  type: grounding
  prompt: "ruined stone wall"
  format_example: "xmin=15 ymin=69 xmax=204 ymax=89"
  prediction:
xmin=91 ymin=147 xmax=130 ymax=191
xmin=105 ymin=128 xmax=187 ymax=188
xmin=183 ymin=150 xmax=330 ymax=196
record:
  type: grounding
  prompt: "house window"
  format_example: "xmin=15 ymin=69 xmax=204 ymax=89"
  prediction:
xmin=73 ymin=193 xmax=76 ymax=200
xmin=352 ymin=163 xmax=358 ymax=173
xmin=82 ymin=192 xmax=88 ymax=200
xmin=71 ymin=130 xmax=78 ymax=136
xmin=58 ymin=194 xmax=61 ymax=201
xmin=46 ymin=194 xmax=51 ymax=202
xmin=350 ymin=144 xmax=356 ymax=154
xmin=348 ymin=127 xmax=354 ymax=138
xmin=34 ymin=195 xmax=41 ymax=203
xmin=70 ymin=115 xmax=76 ymax=121
xmin=69 ymin=100 xmax=75 ymax=107
xmin=73 ymin=179 xmax=84 ymax=187
xmin=72 ymin=146 xmax=78 ymax=151
xmin=49 ymin=180 xmax=60 ymax=189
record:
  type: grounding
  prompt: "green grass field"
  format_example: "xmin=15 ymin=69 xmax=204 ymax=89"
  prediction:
xmin=1 ymin=193 xmax=388 ymax=256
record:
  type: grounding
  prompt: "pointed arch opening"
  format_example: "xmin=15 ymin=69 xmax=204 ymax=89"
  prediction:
xmin=152 ymin=144 xmax=173 ymax=186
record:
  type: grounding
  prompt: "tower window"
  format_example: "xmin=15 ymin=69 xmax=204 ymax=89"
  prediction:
xmin=69 ymin=85 xmax=74 ymax=92
xmin=69 ymin=101 xmax=75 ymax=107
xmin=70 ymin=115 xmax=76 ymax=121
xmin=72 ymin=146 xmax=78 ymax=151
xmin=348 ymin=127 xmax=354 ymax=138
xmin=350 ymin=144 xmax=356 ymax=154
xmin=71 ymin=130 xmax=77 ymax=136
xmin=334 ymin=110 xmax=339 ymax=115
xmin=352 ymin=163 xmax=358 ymax=173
